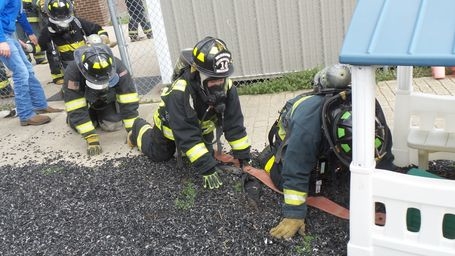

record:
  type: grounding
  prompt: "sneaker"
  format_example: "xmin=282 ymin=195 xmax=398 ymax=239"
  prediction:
xmin=130 ymin=36 xmax=139 ymax=42
xmin=146 ymin=32 xmax=153 ymax=39
xmin=36 ymin=106 xmax=64 ymax=114
xmin=20 ymin=114 xmax=51 ymax=126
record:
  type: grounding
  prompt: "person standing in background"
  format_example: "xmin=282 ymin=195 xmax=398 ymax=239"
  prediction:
xmin=124 ymin=0 xmax=153 ymax=42
xmin=0 ymin=0 xmax=63 ymax=126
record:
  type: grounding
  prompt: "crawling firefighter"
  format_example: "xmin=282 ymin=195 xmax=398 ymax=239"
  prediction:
xmin=258 ymin=64 xmax=401 ymax=240
xmin=63 ymin=43 xmax=139 ymax=156
xmin=128 ymin=36 xmax=251 ymax=189
xmin=21 ymin=0 xmax=110 ymax=85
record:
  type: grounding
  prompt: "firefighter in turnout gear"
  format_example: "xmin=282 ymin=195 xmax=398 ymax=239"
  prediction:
xmin=258 ymin=64 xmax=400 ymax=240
xmin=21 ymin=0 xmax=110 ymax=85
xmin=63 ymin=44 xmax=139 ymax=156
xmin=128 ymin=37 xmax=251 ymax=189
xmin=16 ymin=0 xmax=47 ymax=64
xmin=124 ymin=0 xmax=153 ymax=41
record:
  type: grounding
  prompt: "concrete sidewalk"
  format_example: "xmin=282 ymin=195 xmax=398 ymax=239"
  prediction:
xmin=1 ymin=62 xmax=455 ymax=166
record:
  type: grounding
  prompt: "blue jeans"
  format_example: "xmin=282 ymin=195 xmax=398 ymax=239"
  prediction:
xmin=0 ymin=34 xmax=47 ymax=121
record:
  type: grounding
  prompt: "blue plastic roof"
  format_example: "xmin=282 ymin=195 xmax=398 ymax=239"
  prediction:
xmin=339 ymin=0 xmax=455 ymax=66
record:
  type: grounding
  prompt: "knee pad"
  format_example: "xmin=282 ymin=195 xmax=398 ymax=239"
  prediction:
xmin=99 ymin=120 xmax=123 ymax=132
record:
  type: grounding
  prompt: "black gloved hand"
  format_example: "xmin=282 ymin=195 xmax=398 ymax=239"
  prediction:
xmin=202 ymin=165 xmax=223 ymax=189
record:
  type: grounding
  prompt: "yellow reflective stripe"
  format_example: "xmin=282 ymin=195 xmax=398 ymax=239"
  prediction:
xmin=161 ymin=125 xmax=174 ymax=140
xmin=153 ymin=111 xmax=174 ymax=140
xmin=51 ymin=72 xmax=64 ymax=79
xmin=172 ymin=80 xmax=187 ymax=92
xmin=123 ymin=117 xmax=137 ymax=129
xmin=186 ymin=142 xmax=209 ymax=163
xmin=227 ymin=79 xmax=233 ymax=89
xmin=137 ymin=124 xmax=153 ymax=151
xmin=27 ymin=17 xmax=40 ymax=23
xmin=57 ymin=41 xmax=86 ymax=53
xmin=264 ymin=155 xmax=275 ymax=173
xmin=97 ymin=30 xmax=107 ymax=35
xmin=228 ymin=136 xmax=250 ymax=150
xmin=65 ymin=98 xmax=87 ymax=112
xmin=117 ymin=92 xmax=139 ymax=104
xmin=0 ymin=80 xmax=10 ymax=89
xmin=76 ymin=121 xmax=95 ymax=134
xmin=290 ymin=96 xmax=311 ymax=117
xmin=283 ymin=189 xmax=307 ymax=206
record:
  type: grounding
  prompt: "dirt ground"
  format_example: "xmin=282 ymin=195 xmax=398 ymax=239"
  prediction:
xmin=0 ymin=153 xmax=453 ymax=256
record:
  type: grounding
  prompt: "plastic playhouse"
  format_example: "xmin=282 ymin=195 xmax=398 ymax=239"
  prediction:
xmin=339 ymin=0 xmax=455 ymax=255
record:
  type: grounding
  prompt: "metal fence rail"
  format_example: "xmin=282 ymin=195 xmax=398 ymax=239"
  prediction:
xmin=0 ymin=0 xmax=356 ymax=109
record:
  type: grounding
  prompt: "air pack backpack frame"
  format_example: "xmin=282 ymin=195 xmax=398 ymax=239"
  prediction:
xmin=266 ymin=88 xmax=352 ymax=170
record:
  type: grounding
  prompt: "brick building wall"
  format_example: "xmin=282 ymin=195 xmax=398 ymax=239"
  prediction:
xmin=74 ymin=0 xmax=110 ymax=26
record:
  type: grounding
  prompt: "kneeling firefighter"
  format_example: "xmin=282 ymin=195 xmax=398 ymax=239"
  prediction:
xmin=258 ymin=64 xmax=399 ymax=240
xmin=63 ymin=43 xmax=139 ymax=156
xmin=128 ymin=36 xmax=251 ymax=189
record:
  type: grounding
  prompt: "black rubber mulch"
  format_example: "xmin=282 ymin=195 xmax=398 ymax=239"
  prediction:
xmin=1 ymin=155 xmax=453 ymax=256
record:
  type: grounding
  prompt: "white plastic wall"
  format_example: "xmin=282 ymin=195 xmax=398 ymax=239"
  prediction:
xmin=348 ymin=66 xmax=455 ymax=256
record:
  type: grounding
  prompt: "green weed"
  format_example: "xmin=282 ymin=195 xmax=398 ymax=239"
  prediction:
xmin=174 ymin=180 xmax=197 ymax=210
xmin=41 ymin=166 xmax=64 ymax=175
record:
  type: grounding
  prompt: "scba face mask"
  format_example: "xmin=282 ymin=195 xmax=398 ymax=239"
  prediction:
xmin=49 ymin=17 xmax=73 ymax=31
xmin=200 ymin=73 xmax=227 ymax=113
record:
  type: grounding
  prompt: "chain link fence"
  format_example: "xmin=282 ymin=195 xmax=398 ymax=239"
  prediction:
xmin=0 ymin=0 xmax=356 ymax=110
xmin=107 ymin=0 xmax=169 ymax=103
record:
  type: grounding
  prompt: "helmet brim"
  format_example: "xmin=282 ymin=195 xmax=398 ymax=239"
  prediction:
xmin=181 ymin=49 xmax=193 ymax=65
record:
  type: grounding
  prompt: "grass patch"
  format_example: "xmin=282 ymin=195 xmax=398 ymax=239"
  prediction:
xmin=174 ymin=180 xmax=197 ymax=210
xmin=236 ymin=66 xmax=432 ymax=95
xmin=233 ymin=180 xmax=243 ymax=193
xmin=41 ymin=166 xmax=64 ymax=175
xmin=294 ymin=234 xmax=315 ymax=255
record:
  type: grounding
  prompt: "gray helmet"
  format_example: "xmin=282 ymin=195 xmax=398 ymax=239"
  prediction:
xmin=313 ymin=64 xmax=351 ymax=92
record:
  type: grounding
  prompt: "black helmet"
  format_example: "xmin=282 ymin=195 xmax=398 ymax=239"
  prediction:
xmin=314 ymin=64 xmax=351 ymax=93
xmin=45 ymin=0 xmax=74 ymax=27
xmin=331 ymin=107 xmax=388 ymax=167
xmin=74 ymin=44 xmax=119 ymax=90
xmin=181 ymin=36 xmax=234 ymax=77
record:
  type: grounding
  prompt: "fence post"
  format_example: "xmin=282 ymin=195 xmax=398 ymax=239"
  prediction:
xmin=146 ymin=0 xmax=172 ymax=84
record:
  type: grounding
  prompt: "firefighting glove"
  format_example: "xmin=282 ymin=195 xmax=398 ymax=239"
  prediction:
xmin=85 ymin=134 xmax=102 ymax=156
xmin=126 ymin=130 xmax=136 ymax=148
xmin=202 ymin=166 xmax=223 ymax=189
xmin=270 ymin=218 xmax=306 ymax=240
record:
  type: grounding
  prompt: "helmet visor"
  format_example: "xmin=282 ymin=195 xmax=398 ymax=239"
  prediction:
xmin=46 ymin=0 xmax=74 ymax=21
xmin=85 ymin=73 xmax=119 ymax=90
